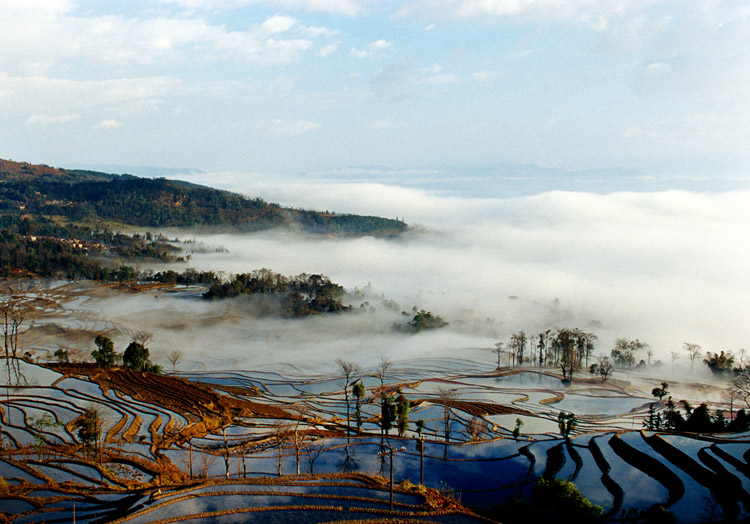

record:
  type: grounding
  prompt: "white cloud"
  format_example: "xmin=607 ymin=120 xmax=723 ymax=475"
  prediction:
xmin=317 ymin=42 xmax=339 ymax=57
xmin=0 ymin=0 xmax=72 ymax=16
xmin=162 ymin=170 xmax=750 ymax=362
xmin=157 ymin=0 xmax=365 ymax=16
xmin=26 ymin=113 xmax=80 ymax=126
xmin=0 ymin=11 xmax=330 ymax=75
xmin=267 ymin=118 xmax=320 ymax=136
xmin=262 ymin=14 xmax=297 ymax=33
xmin=472 ymin=70 xmax=491 ymax=81
xmin=93 ymin=119 xmax=122 ymax=130
xmin=0 ymin=76 xmax=180 ymax=116
xmin=351 ymin=39 xmax=391 ymax=58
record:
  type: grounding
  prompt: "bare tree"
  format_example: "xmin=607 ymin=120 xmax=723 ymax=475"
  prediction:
xmin=596 ymin=356 xmax=613 ymax=382
xmin=305 ymin=440 xmax=325 ymax=474
xmin=670 ymin=351 xmax=680 ymax=367
xmin=684 ymin=343 xmax=702 ymax=370
xmin=509 ymin=331 xmax=528 ymax=366
xmin=272 ymin=419 xmax=289 ymax=477
xmin=465 ymin=416 xmax=489 ymax=441
xmin=729 ymin=370 xmax=750 ymax=409
xmin=2 ymin=297 xmax=30 ymax=386
xmin=376 ymin=355 xmax=392 ymax=436
xmin=289 ymin=405 xmax=312 ymax=475
xmin=436 ymin=386 xmax=457 ymax=444
xmin=492 ymin=342 xmax=505 ymax=370
xmin=133 ymin=330 xmax=153 ymax=347
xmin=336 ymin=358 xmax=361 ymax=435
xmin=167 ymin=349 xmax=184 ymax=374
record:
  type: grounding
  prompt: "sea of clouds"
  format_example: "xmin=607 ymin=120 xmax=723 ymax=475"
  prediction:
xmin=102 ymin=168 xmax=749 ymax=375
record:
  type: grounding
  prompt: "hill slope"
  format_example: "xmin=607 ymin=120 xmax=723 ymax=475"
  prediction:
xmin=0 ymin=159 xmax=406 ymax=236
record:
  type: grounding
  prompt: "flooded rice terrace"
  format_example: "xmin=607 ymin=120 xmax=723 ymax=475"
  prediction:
xmin=1 ymin=280 xmax=748 ymax=523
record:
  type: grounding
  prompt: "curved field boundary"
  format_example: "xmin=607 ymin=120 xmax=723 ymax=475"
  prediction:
xmin=122 ymin=414 xmax=143 ymax=442
xmin=539 ymin=391 xmax=564 ymax=405
xmin=710 ymin=443 xmax=750 ymax=479
xmin=543 ymin=442 xmax=564 ymax=479
xmin=608 ymin=432 xmax=683 ymax=508
xmin=644 ymin=433 xmax=739 ymax=520
xmin=565 ymin=441 xmax=583 ymax=481
xmin=696 ymin=447 xmax=750 ymax=510
xmin=588 ymin=436 xmax=623 ymax=518
xmin=518 ymin=444 xmax=536 ymax=481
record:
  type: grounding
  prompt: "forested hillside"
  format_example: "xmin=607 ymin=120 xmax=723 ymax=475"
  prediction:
xmin=0 ymin=159 xmax=407 ymax=235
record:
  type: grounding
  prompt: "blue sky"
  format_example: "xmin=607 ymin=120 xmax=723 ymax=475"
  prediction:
xmin=2 ymin=0 xmax=749 ymax=181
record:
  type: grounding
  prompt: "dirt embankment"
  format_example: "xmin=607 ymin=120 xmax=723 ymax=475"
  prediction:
xmin=46 ymin=363 xmax=292 ymax=423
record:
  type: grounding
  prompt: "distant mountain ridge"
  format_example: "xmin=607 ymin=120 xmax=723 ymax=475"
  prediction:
xmin=0 ymin=159 xmax=406 ymax=236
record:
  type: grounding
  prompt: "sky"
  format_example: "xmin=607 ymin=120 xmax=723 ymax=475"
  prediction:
xmin=2 ymin=0 xmax=750 ymax=180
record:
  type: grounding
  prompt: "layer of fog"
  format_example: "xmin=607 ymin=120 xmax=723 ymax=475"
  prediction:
xmin=104 ymin=171 xmax=750 ymax=376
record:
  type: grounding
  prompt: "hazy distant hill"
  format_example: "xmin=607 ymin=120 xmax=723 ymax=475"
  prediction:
xmin=0 ymin=159 xmax=406 ymax=236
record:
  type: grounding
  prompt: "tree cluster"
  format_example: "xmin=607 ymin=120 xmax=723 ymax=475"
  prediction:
xmin=204 ymin=269 xmax=350 ymax=318
xmin=406 ymin=310 xmax=448 ymax=333
xmin=91 ymin=334 xmax=161 ymax=373
xmin=644 ymin=396 xmax=749 ymax=433
xmin=494 ymin=328 xmax=596 ymax=379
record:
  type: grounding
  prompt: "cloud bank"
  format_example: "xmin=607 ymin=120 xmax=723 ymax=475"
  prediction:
xmin=125 ymin=171 xmax=750 ymax=372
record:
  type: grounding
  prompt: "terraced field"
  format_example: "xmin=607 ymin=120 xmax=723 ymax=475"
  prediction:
xmin=1 ymin=280 xmax=746 ymax=522
xmin=1 ymin=355 xmax=748 ymax=523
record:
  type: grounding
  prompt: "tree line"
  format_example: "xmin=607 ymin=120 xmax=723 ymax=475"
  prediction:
xmin=0 ymin=159 xmax=407 ymax=236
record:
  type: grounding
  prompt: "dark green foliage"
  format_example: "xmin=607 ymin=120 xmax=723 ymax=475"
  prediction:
xmin=703 ymin=350 xmax=735 ymax=374
xmin=532 ymin=478 xmax=603 ymax=522
xmin=353 ymin=380 xmax=366 ymax=433
xmin=396 ymin=395 xmax=410 ymax=437
xmin=204 ymin=269 xmax=351 ymax=318
xmin=407 ymin=310 xmax=448 ymax=332
xmin=644 ymin=403 xmax=663 ymax=430
xmin=651 ymin=396 xmax=744 ymax=433
xmin=495 ymin=477 xmax=603 ymax=523
xmin=728 ymin=409 xmax=750 ymax=432
xmin=72 ymin=407 xmax=102 ymax=458
xmin=123 ymin=342 xmax=150 ymax=372
xmin=558 ymin=411 xmax=576 ymax=439
xmin=0 ymin=159 xmax=407 ymax=236
xmin=652 ymin=382 xmax=669 ymax=401
xmin=381 ymin=395 xmax=396 ymax=435
xmin=53 ymin=348 xmax=70 ymax=364
xmin=611 ymin=338 xmax=648 ymax=368
xmin=661 ymin=397 xmax=686 ymax=431
xmin=151 ymin=268 xmax=220 ymax=285
xmin=91 ymin=335 xmax=119 ymax=368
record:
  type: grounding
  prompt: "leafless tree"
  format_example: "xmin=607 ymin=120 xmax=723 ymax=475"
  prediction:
xmin=2 ymin=297 xmax=30 ymax=386
xmin=670 ymin=351 xmax=680 ymax=367
xmin=436 ymin=386 xmax=457 ymax=444
xmin=492 ymin=342 xmax=505 ymax=370
xmin=729 ymin=370 xmax=750 ymax=409
xmin=684 ymin=342 xmax=702 ymax=370
xmin=597 ymin=356 xmax=613 ymax=382
xmin=133 ymin=330 xmax=153 ymax=347
xmin=272 ymin=419 xmax=290 ymax=476
xmin=167 ymin=349 xmax=184 ymax=374
xmin=305 ymin=440 xmax=325 ymax=474
xmin=376 ymin=354 xmax=391 ymax=390
xmin=465 ymin=416 xmax=489 ymax=441
xmin=289 ymin=405 xmax=312 ymax=475
xmin=336 ymin=358 xmax=361 ymax=435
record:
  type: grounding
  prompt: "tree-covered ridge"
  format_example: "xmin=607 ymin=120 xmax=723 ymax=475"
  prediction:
xmin=203 ymin=269 xmax=351 ymax=317
xmin=0 ymin=158 xmax=407 ymax=236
